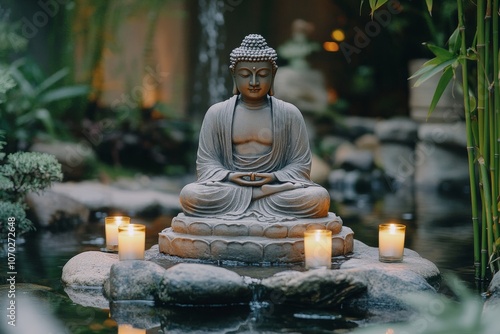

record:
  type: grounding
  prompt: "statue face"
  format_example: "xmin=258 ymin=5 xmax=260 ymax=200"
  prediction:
xmin=234 ymin=61 xmax=274 ymax=101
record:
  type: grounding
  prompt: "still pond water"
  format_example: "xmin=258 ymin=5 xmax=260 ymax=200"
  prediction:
xmin=0 ymin=188 xmax=484 ymax=333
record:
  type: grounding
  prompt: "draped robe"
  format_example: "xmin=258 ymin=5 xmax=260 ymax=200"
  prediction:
xmin=179 ymin=95 xmax=330 ymax=222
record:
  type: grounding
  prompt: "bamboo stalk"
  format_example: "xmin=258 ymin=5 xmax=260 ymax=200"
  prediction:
xmin=480 ymin=157 xmax=495 ymax=273
xmin=492 ymin=0 xmax=500 ymax=245
xmin=457 ymin=0 xmax=482 ymax=279
xmin=484 ymin=0 xmax=496 ymax=266
xmin=477 ymin=0 xmax=486 ymax=160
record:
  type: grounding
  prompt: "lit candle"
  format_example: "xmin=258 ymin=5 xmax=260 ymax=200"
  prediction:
xmin=118 ymin=324 xmax=146 ymax=334
xmin=378 ymin=223 xmax=406 ymax=263
xmin=105 ymin=216 xmax=130 ymax=251
xmin=304 ymin=229 xmax=332 ymax=269
xmin=118 ymin=224 xmax=146 ymax=260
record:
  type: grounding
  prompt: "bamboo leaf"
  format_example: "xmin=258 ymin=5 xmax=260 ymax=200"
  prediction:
xmin=34 ymin=68 xmax=69 ymax=96
xmin=425 ymin=0 xmax=433 ymax=15
xmin=408 ymin=60 xmax=439 ymax=80
xmin=408 ymin=53 xmax=453 ymax=79
xmin=448 ymin=27 xmax=461 ymax=54
xmin=359 ymin=0 xmax=365 ymax=15
xmin=9 ymin=66 xmax=34 ymax=97
xmin=39 ymin=85 xmax=89 ymax=105
xmin=413 ymin=58 xmax=456 ymax=87
xmin=34 ymin=108 xmax=55 ymax=138
xmin=367 ymin=0 xmax=388 ymax=17
xmin=408 ymin=56 xmax=451 ymax=81
xmin=374 ymin=0 xmax=388 ymax=10
xmin=427 ymin=66 xmax=454 ymax=118
xmin=427 ymin=44 xmax=454 ymax=61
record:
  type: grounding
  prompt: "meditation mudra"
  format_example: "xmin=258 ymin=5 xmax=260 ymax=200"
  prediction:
xmin=180 ymin=34 xmax=330 ymax=222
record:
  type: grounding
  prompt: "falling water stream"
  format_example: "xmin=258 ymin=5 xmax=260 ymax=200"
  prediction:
xmin=191 ymin=0 xmax=227 ymax=115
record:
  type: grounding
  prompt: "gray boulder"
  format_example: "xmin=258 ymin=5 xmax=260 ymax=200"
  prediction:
xmin=26 ymin=190 xmax=90 ymax=228
xmin=107 ymin=260 xmax=166 ymax=301
xmin=62 ymin=251 xmax=118 ymax=287
xmin=341 ymin=240 xmax=440 ymax=280
xmin=158 ymin=263 xmax=252 ymax=305
xmin=260 ymin=269 xmax=366 ymax=308
xmin=375 ymin=117 xmax=418 ymax=144
xmin=414 ymin=143 xmax=468 ymax=190
xmin=340 ymin=240 xmax=439 ymax=319
xmin=418 ymin=122 xmax=467 ymax=148
xmin=377 ymin=142 xmax=415 ymax=188
xmin=50 ymin=180 xmax=181 ymax=215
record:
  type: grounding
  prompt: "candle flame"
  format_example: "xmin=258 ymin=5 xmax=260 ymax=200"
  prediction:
xmin=115 ymin=217 xmax=123 ymax=226
xmin=386 ymin=329 xmax=394 ymax=334
xmin=127 ymin=224 xmax=135 ymax=235
xmin=389 ymin=224 xmax=397 ymax=234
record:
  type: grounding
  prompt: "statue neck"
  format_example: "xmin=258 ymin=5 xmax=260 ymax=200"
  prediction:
xmin=239 ymin=95 xmax=269 ymax=110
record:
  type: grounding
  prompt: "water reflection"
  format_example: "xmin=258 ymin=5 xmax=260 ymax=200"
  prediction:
xmin=108 ymin=300 xmax=360 ymax=333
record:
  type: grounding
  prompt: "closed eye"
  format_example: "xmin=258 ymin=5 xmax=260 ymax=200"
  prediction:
xmin=238 ymin=70 xmax=251 ymax=78
xmin=258 ymin=70 xmax=270 ymax=77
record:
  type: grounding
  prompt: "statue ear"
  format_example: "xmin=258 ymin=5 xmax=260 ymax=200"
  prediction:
xmin=269 ymin=72 xmax=276 ymax=96
xmin=232 ymin=76 xmax=239 ymax=95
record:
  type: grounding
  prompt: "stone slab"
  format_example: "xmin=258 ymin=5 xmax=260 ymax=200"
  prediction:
xmin=171 ymin=212 xmax=343 ymax=237
xmin=159 ymin=226 xmax=354 ymax=263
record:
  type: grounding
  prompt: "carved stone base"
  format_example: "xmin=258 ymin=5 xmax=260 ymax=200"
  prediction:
xmin=158 ymin=213 xmax=354 ymax=263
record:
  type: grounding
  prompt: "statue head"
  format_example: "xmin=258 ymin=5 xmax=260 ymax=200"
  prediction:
xmin=229 ymin=34 xmax=278 ymax=96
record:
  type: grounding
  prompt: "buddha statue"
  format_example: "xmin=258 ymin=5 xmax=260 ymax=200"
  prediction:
xmin=179 ymin=34 xmax=330 ymax=222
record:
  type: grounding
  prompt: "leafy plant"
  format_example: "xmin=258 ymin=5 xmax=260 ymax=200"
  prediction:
xmin=1 ymin=59 xmax=89 ymax=151
xmin=0 ymin=133 xmax=63 ymax=239
xmin=0 ymin=151 xmax=64 ymax=201
xmin=0 ymin=201 xmax=32 ymax=243
xmin=0 ymin=14 xmax=88 ymax=152
xmin=365 ymin=0 xmax=500 ymax=280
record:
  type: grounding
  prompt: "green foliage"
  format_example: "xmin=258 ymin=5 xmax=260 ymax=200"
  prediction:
xmin=0 ymin=20 xmax=27 ymax=55
xmin=0 ymin=65 xmax=15 ymax=100
xmin=407 ymin=41 xmax=459 ymax=117
xmin=0 ymin=133 xmax=63 ymax=239
xmin=1 ymin=59 xmax=89 ymax=150
xmin=0 ymin=201 xmax=34 ymax=241
xmin=0 ymin=151 xmax=63 ymax=201
xmin=367 ymin=0 xmax=500 ymax=280
xmin=0 ymin=14 xmax=89 ymax=151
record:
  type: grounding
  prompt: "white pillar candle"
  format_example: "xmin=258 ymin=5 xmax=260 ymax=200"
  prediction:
xmin=379 ymin=223 xmax=406 ymax=263
xmin=118 ymin=224 xmax=146 ymax=260
xmin=304 ymin=229 xmax=332 ymax=269
xmin=105 ymin=216 xmax=130 ymax=251
xmin=118 ymin=324 xmax=146 ymax=334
